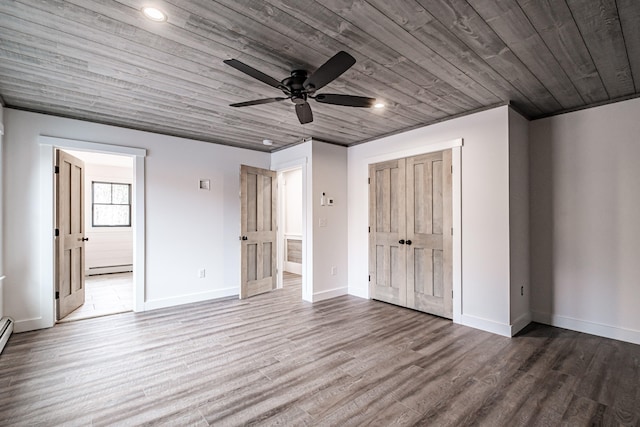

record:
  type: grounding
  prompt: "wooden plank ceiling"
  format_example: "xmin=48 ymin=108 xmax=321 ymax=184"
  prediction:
xmin=1 ymin=0 xmax=639 ymax=152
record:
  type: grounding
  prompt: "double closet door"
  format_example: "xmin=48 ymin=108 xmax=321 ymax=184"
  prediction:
xmin=369 ymin=150 xmax=453 ymax=319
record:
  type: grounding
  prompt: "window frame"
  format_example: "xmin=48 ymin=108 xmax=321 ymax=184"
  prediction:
xmin=91 ymin=181 xmax=132 ymax=227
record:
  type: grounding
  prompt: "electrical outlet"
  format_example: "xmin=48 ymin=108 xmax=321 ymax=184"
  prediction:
xmin=199 ymin=268 xmax=206 ymax=279
xmin=331 ymin=266 xmax=337 ymax=276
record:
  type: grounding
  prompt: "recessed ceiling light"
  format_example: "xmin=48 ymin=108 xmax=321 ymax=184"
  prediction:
xmin=374 ymin=102 xmax=385 ymax=109
xmin=262 ymin=139 xmax=273 ymax=146
xmin=141 ymin=6 xmax=167 ymax=22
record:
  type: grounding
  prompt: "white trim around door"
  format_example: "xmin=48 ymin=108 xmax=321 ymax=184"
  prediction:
xmin=273 ymin=157 xmax=311 ymax=302
xmin=363 ymin=138 xmax=463 ymax=323
xmin=37 ymin=136 xmax=146 ymax=331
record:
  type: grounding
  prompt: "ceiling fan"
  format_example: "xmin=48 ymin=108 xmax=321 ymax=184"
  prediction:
xmin=223 ymin=51 xmax=377 ymax=124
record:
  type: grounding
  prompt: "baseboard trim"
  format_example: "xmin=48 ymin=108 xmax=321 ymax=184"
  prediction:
xmin=532 ymin=310 xmax=640 ymax=345
xmin=510 ymin=312 xmax=532 ymax=336
xmin=284 ymin=261 xmax=302 ymax=275
xmin=312 ymin=286 xmax=348 ymax=302
xmin=348 ymin=287 xmax=368 ymax=299
xmin=458 ymin=314 xmax=511 ymax=337
xmin=144 ymin=287 xmax=238 ymax=311
xmin=14 ymin=316 xmax=53 ymax=333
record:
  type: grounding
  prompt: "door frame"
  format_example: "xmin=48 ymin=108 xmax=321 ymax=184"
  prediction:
xmin=366 ymin=139 xmax=462 ymax=323
xmin=275 ymin=158 xmax=310 ymax=301
xmin=38 ymin=136 xmax=146 ymax=329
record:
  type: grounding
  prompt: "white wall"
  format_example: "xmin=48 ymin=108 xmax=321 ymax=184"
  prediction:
xmin=272 ymin=140 xmax=348 ymax=302
xmin=4 ymin=109 xmax=269 ymax=331
xmin=348 ymin=106 xmax=513 ymax=335
xmin=530 ymin=97 xmax=640 ymax=344
xmin=311 ymin=142 xmax=348 ymax=301
xmin=508 ymin=109 xmax=530 ymax=333
xmin=63 ymin=153 xmax=134 ymax=275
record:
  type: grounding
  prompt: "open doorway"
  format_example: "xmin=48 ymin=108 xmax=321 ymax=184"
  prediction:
xmin=278 ymin=167 xmax=303 ymax=292
xmin=57 ymin=149 xmax=134 ymax=322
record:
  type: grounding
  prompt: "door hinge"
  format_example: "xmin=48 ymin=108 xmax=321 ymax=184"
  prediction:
xmin=368 ymin=177 xmax=370 ymax=184
xmin=368 ymin=226 xmax=370 ymax=233
xmin=452 ymin=290 xmax=453 ymax=298
xmin=54 ymin=228 xmax=59 ymax=237
xmin=368 ymin=275 xmax=371 ymax=282
xmin=55 ymin=291 xmax=60 ymax=299
xmin=451 ymin=165 xmax=453 ymax=174
xmin=451 ymin=227 xmax=453 ymax=235
xmin=54 ymin=166 xmax=59 ymax=174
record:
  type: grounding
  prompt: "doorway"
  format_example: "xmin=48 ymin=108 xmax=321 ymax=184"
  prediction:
xmin=37 ymin=136 xmax=146 ymax=331
xmin=279 ymin=167 xmax=303 ymax=291
xmin=57 ymin=149 xmax=134 ymax=322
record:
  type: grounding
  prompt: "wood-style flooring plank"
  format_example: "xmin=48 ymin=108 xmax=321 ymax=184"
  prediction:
xmin=1 ymin=273 xmax=639 ymax=426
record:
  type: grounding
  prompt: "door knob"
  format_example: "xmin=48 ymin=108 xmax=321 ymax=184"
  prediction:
xmin=398 ymin=239 xmax=405 ymax=245
xmin=80 ymin=237 xmax=89 ymax=242
xmin=406 ymin=240 xmax=412 ymax=245
xmin=242 ymin=236 xmax=248 ymax=241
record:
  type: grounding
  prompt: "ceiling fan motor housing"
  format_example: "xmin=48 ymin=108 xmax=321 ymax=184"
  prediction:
xmin=282 ymin=70 xmax=312 ymax=103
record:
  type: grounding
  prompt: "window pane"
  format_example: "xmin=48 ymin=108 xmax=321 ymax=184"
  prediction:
xmin=93 ymin=205 xmax=130 ymax=226
xmin=112 ymin=184 xmax=130 ymax=204
xmin=93 ymin=183 xmax=112 ymax=203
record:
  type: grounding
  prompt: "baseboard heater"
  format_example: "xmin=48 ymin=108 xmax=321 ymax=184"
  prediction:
xmin=0 ymin=317 xmax=14 ymax=355
xmin=87 ymin=264 xmax=133 ymax=276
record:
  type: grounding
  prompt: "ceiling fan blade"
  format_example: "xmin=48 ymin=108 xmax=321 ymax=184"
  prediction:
xmin=223 ymin=59 xmax=283 ymax=90
xmin=296 ymin=102 xmax=313 ymax=124
xmin=229 ymin=97 xmax=286 ymax=107
xmin=314 ymin=94 xmax=377 ymax=108
xmin=303 ymin=51 xmax=356 ymax=92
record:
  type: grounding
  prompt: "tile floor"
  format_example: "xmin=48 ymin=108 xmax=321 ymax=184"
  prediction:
xmin=59 ymin=272 xmax=133 ymax=322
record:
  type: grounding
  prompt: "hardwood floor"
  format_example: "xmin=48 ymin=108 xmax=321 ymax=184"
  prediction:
xmin=1 ymin=273 xmax=639 ymax=426
xmin=59 ymin=272 xmax=133 ymax=322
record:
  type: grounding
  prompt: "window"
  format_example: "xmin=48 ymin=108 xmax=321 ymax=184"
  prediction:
xmin=92 ymin=182 xmax=131 ymax=227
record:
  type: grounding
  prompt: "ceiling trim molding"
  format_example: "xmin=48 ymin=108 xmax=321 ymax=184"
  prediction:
xmin=349 ymin=102 xmax=510 ymax=148
xmin=532 ymin=93 xmax=640 ymax=121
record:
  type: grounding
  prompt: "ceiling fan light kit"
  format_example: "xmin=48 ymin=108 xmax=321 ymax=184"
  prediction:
xmin=224 ymin=51 xmax=378 ymax=124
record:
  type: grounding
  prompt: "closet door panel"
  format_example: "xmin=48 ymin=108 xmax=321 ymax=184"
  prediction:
xmin=406 ymin=151 xmax=453 ymax=318
xmin=369 ymin=160 xmax=406 ymax=306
